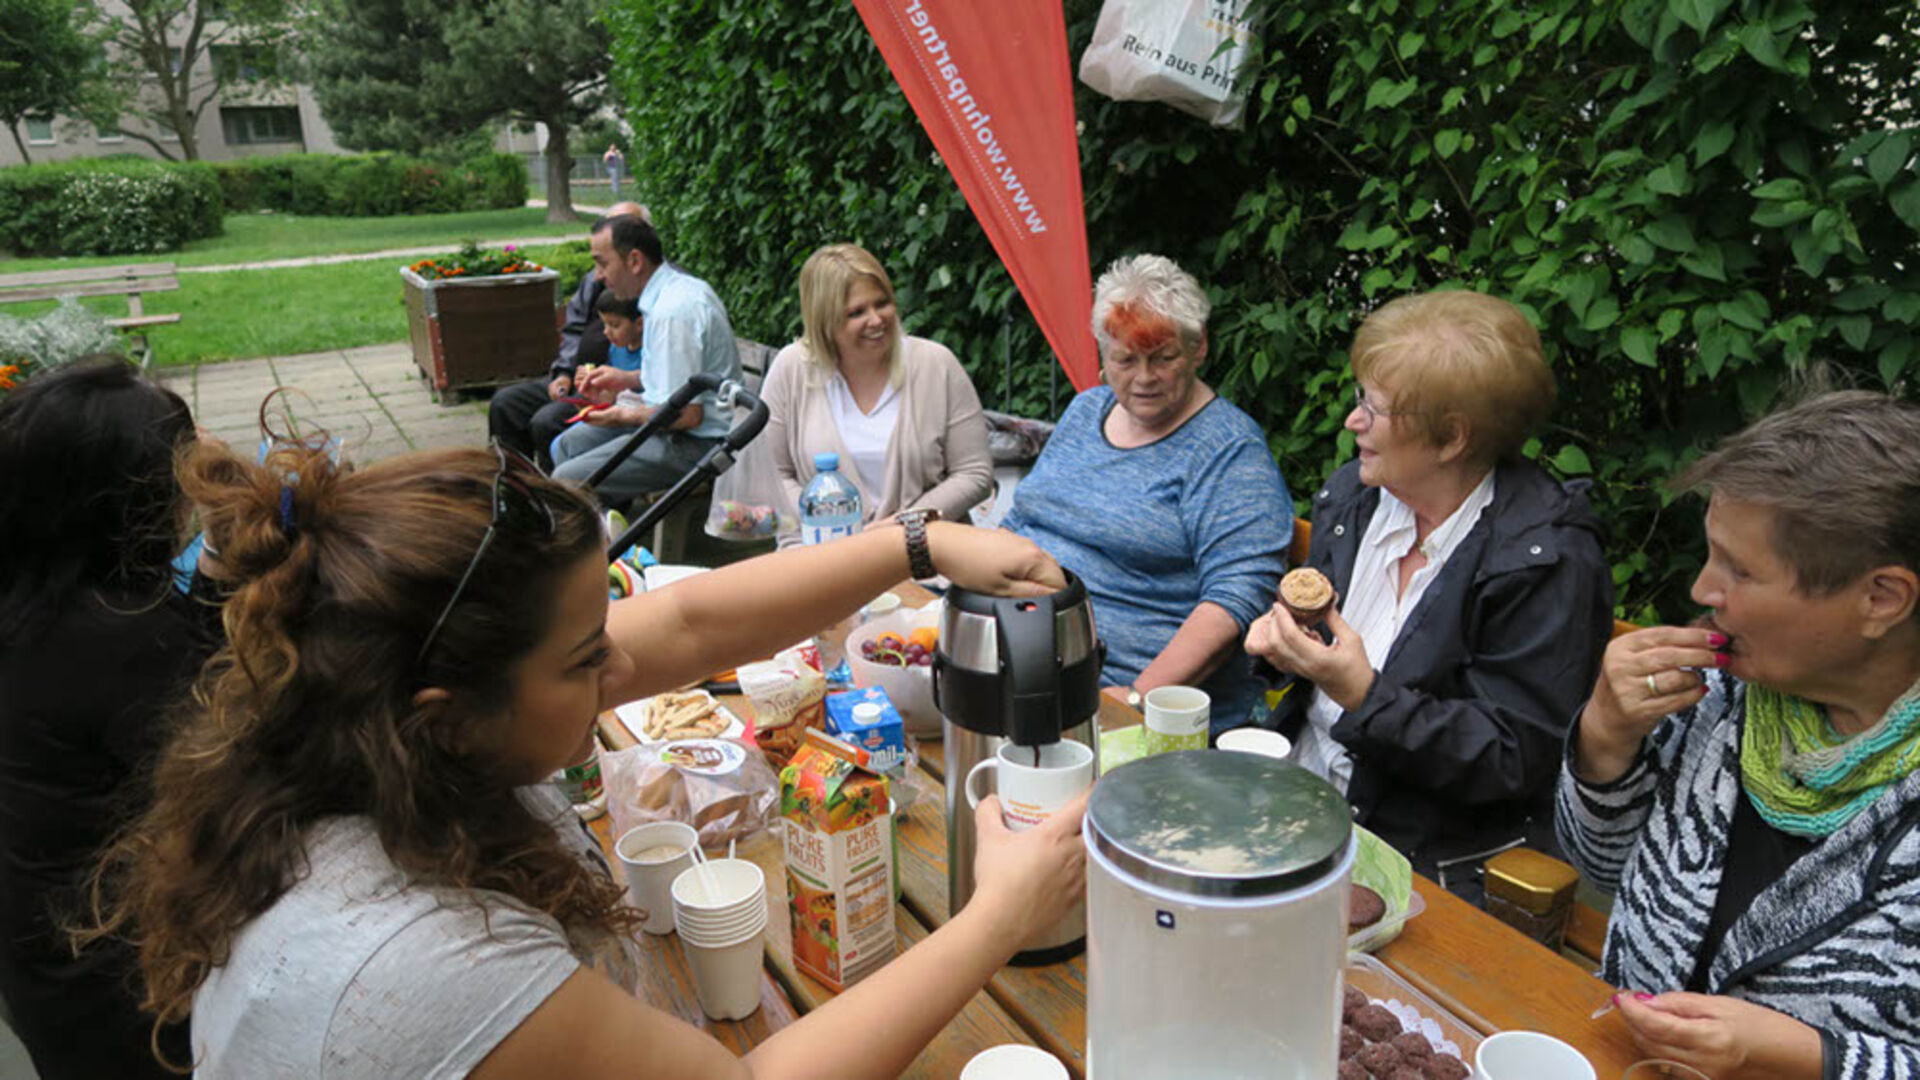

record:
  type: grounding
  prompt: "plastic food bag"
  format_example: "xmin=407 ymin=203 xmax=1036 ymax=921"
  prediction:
xmin=602 ymin=737 xmax=779 ymax=851
xmin=705 ymin=393 xmax=788 ymax=542
xmin=740 ymin=647 xmax=828 ymax=769
xmin=1078 ymin=0 xmax=1255 ymax=128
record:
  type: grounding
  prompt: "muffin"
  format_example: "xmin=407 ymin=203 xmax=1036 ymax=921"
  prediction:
xmin=1279 ymin=567 xmax=1336 ymax=625
xmin=1349 ymin=884 xmax=1387 ymax=930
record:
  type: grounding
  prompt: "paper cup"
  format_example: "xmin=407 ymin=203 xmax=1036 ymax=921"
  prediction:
xmin=681 ymin=929 xmax=766 ymax=1020
xmin=964 ymin=740 xmax=1094 ymax=832
xmin=1143 ymin=686 xmax=1209 ymax=754
xmin=960 ymin=1044 xmax=1070 ymax=1080
xmin=671 ymin=858 xmax=766 ymax=915
xmin=1474 ymin=1031 xmax=1596 ymax=1080
xmin=615 ymin=822 xmax=697 ymax=935
xmin=1215 ymin=727 xmax=1292 ymax=759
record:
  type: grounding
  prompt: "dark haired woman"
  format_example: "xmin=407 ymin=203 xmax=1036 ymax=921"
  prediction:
xmin=83 ymin=439 xmax=1083 ymax=1078
xmin=0 ymin=358 xmax=211 ymax=1079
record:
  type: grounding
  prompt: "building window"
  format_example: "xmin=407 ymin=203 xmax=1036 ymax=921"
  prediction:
xmin=95 ymin=124 xmax=124 ymax=142
xmin=220 ymin=106 xmax=302 ymax=145
xmin=25 ymin=117 xmax=55 ymax=145
xmin=211 ymin=44 xmax=277 ymax=82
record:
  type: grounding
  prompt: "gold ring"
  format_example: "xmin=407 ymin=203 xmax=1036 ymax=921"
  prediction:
xmin=1645 ymin=673 xmax=1660 ymax=695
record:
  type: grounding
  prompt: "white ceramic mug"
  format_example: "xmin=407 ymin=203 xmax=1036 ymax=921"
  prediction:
xmin=1215 ymin=727 xmax=1292 ymax=759
xmin=1143 ymin=685 xmax=1209 ymax=754
xmin=1474 ymin=1030 xmax=1597 ymax=1080
xmin=964 ymin=740 xmax=1094 ymax=831
xmin=960 ymin=1044 xmax=1070 ymax=1080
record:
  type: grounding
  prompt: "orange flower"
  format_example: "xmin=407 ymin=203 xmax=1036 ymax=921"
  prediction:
xmin=0 ymin=364 xmax=19 ymax=391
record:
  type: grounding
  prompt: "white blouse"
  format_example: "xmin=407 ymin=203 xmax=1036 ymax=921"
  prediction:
xmin=825 ymin=371 xmax=901 ymax=493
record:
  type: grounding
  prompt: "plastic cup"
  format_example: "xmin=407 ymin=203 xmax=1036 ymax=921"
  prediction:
xmin=1215 ymin=728 xmax=1292 ymax=759
xmin=680 ymin=924 xmax=766 ymax=1020
xmin=1474 ymin=1031 xmax=1596 ymax=1080
xmin=960 ymin=1044 xmax=1070 ymax=1079
xmin=1622 ymin=1063 xmax=1711 ymax=1080
xmin=615 ymin=822 xmax=697 ymax=935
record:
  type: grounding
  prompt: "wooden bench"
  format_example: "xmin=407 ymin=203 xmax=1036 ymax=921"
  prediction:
xmin=0 ymin=263 xmax=182 ymax=368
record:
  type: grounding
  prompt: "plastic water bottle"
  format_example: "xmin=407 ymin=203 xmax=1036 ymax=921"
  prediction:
xmin=799 ymin=451 xmax=863 ymax=546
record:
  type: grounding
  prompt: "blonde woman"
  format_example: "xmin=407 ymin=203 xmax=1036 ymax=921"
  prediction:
xmin=763 ymin=244 xmax=994 ymax=548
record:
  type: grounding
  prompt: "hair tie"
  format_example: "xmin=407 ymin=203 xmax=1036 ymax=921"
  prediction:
xmin=279 ymin=485 xmax=298 ymax=538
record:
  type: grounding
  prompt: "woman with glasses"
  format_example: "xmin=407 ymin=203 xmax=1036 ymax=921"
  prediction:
xmin=1003 ymin=254 xmax=1293 ymax=733
xmin=1244 ymin=290 xmax=1612 ymax=898
xmin=79 ymin=439 xmax=1084 ymax=1078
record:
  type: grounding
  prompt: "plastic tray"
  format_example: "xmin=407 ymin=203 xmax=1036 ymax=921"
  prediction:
xmin=1345 ymin=952 xmax=1483 ymax=1064
xmin=1349 ymin=876 xmax=1426 ymax=953
xmin=614 ymin=690 xmax=745 ymax=744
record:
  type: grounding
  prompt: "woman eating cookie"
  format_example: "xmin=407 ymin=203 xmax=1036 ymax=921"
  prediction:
xmin=1243 ymin=290 xmax=1612 ymax=897
xmin=1560 ymin=391 xmax=1920 ymax=1080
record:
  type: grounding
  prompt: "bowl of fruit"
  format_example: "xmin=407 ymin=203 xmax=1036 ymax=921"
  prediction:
xmin=847 ymin=606 xmax=942 ymax=738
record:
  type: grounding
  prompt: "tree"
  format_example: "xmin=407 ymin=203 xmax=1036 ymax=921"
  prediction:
xmin=428 ymin=0 xmax=609 ymax=222
xmin=90 ymin=0 xmax=290 ymax=161
xmin=0 ymin=0 xmax=105 ymax=164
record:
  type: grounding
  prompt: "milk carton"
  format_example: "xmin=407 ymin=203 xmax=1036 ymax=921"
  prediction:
xmin=824 ymin=687 xmax=909 ymax=773
xmin=779 ymin=727 xmax=895 ymax=991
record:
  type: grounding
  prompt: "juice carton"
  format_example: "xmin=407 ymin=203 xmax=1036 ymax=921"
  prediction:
xmin=779 ymin=727 xmax=895 ymax=991
xmin=824 ymin=687 xmax=909 ymax=773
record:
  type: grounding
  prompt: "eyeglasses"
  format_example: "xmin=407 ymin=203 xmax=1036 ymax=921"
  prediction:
xmin=1353 ymin=386 xmax=1404 ymax=422
xmin=417 ymin=442 xmax=556 ymax=665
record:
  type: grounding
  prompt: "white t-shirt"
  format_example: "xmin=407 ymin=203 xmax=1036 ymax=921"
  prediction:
xmin=825 ymin=370 xmax=901 ymax=493
xmin=191 ymin=786 xmax=634 ymax=1079
xmin=1294 ymin=471 xmax=1496 ymax=793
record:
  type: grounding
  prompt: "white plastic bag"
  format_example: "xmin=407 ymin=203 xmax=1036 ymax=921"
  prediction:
xmin=1078 ymin=0 xmax=1255 ymax=128
xmin=705 ymin=397 xmax=788 ymax=542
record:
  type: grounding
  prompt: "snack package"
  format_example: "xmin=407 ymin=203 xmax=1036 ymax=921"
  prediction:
xmin=780 ymin=728 xmax=895 ymax=992
xmin=740 ymin=646 xmax=828 ymax=769
xmin=602 ymin=737 xmax=778 ymax=851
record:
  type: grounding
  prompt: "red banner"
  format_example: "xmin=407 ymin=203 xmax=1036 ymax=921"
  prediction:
xmin=852 ymin=0 xmax=1099 ymax=391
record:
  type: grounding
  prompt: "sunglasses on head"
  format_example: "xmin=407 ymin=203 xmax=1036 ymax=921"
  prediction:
xmin=416 ymin=442 xmax=556 ymax=665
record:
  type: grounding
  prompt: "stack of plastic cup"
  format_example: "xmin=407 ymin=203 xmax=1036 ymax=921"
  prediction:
xmin=671 ymin=857 xmax=768 ymax=1020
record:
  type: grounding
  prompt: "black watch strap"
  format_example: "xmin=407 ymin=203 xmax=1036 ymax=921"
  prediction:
xmin=900 ymin=509 xmax=938 ymax=580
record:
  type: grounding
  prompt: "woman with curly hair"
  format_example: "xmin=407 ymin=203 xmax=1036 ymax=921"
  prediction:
xmin=80 ymin=437 xmax=1082 ymax=1078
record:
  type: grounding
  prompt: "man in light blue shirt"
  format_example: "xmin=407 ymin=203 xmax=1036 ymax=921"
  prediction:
xmin=555 ymin=214 xmax=740 ymax=505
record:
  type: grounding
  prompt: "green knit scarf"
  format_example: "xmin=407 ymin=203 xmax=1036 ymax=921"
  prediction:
xmin=1742 ymin=676 xmax=1920 ymax=839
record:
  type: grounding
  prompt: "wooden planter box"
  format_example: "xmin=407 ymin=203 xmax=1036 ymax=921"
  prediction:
xmin=401 ymin=266 xmax=561 ymax=403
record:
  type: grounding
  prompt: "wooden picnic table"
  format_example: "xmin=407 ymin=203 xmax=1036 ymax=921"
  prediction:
xmin=594 ymin=581 xmax=1643 ymax=1077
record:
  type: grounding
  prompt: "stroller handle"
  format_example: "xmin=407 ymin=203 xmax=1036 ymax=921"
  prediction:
xmin=599 ymin=371 xmax=772 ymax=563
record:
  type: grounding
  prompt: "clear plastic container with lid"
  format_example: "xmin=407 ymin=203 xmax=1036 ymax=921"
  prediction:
xmin=1084 ymin=750 xmax=1353 ymax=1079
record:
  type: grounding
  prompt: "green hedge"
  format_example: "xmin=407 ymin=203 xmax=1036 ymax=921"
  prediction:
xmin=608 ymin=0 xmax=1920 ymax=621
xmin=214 ymin=152 xmax=528 ymax=216
xmin=0 ymin=159 xmax=224 ymax=256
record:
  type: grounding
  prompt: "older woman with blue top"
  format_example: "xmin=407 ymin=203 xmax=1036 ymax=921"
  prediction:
xmin=1561 ymin=391 xmax=1920 ymax=1080
xmin=1004 ymin=254 xmax=1291 ymax=733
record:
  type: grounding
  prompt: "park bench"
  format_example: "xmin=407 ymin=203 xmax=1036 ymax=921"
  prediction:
xmin=0 ymin=263 xmax=182 ymax=368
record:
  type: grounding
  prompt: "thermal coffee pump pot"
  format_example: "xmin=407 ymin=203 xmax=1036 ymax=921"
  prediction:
xmin=934 ymin=570 xmax=1103 ymax=964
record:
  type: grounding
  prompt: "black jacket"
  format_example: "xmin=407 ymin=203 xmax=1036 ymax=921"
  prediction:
xmin=551 ymin=273 xmax=611 ymax=379
xmin=1259 ymin=458 xmax=1613 ymax=881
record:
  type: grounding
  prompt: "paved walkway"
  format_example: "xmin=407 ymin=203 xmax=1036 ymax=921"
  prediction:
xmin=179 ymin=234 xmax=587 ymax=274
xmin=156 ymin=343 xmax=490 ymax=462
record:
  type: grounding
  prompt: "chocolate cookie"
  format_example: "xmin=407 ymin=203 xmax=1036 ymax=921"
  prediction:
xmin=1422 ymin=1052 xmax=1471 ymax=1080
xmin=1353 ymin=1041 xmax=1406 ymax=1075
xmin=1349 ymin=1003 xmax=1403 ymax=1042
xmin=1343 ymin=984 xmax=1370 ymax=1017
xmin=1337 ymin=1062 xmax=1370 ymax=1080
xmin=1340 ymin=1024 xmax=1365 ymax=1058
xmin=1390 ymin=1032 xmax=1433 ymax=1060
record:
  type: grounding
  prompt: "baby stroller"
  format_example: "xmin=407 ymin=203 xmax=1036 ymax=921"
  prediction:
xmin=575 ymin=371 xmax=770 ymax=563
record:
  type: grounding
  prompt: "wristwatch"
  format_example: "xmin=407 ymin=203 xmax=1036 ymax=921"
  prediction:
xmin=1125 ymin=686 xmax=1144 ymax=710
xmin=898 ymin=508 xmax=940 ymax=580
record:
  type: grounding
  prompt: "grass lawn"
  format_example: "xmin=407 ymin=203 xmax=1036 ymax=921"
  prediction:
xmin=0 ymin=207 xmax=589 ymax=274
xmin=6 ymin=242 xmax=580 ymax=365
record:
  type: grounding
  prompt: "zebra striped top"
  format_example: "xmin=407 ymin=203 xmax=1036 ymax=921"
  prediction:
xmin=1557 ymin=670 xmax=1920 ymax=1080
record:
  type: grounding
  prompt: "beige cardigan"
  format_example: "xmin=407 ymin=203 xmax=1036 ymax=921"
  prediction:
xmin=764 ymin=335 xmax=994 ymax=548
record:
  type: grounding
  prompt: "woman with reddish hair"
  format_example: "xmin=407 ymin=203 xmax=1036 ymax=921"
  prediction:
xmin=1004 ymin=254 xmax=1293 ymax=732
